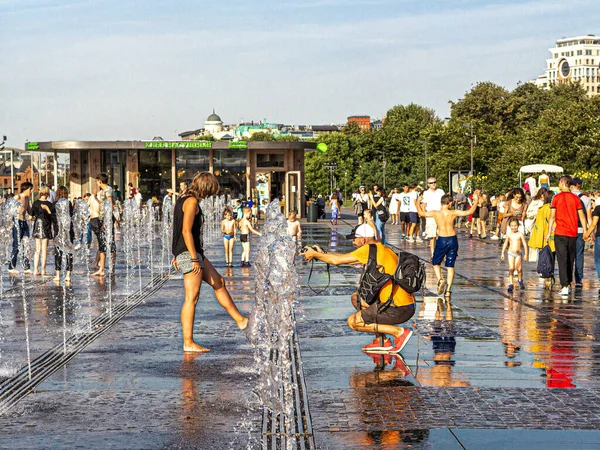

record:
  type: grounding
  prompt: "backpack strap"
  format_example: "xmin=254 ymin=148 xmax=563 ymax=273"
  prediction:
xmin=368 ymin=243 xmax=377 ymax=264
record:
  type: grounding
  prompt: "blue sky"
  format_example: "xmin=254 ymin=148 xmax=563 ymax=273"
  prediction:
xmin=1 ymin=0 xmax=599 ymax=146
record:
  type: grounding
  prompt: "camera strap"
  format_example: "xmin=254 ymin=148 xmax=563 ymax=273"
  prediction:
xmin=306 ymin=259 xmax=331 ymax=295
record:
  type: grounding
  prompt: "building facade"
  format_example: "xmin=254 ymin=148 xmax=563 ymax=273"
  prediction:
xmin=26 ymin=140 xmax=315 ymax=217
xmin=535 ymin=34 xmax=600 ymax=95
xmin=347 ymin=115 xmax=371 ymax=131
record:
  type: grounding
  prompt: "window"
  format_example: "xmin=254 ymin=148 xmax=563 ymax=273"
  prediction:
xmin=586 ymin=49 xmax=593 ymax=55
xmin=578 ymin=50 xmax=583 ymax=55
xmin=256 ymin=153 xmax=284 ymax=168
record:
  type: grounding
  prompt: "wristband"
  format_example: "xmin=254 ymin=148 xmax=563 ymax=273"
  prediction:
xmin=190 ymin=258 xmax=200 ymax=262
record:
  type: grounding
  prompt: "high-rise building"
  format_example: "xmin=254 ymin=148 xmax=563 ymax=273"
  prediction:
xmin=534 ymin=34 xmax=600 ymax=95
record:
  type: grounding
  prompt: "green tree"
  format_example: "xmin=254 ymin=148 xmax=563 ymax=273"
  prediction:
xmin=248 ymin=132 xmax=275 ymax=141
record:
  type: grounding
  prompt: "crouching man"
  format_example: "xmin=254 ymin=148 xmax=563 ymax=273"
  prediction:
xmin=302 ymin=224 xmax=415 ymax=353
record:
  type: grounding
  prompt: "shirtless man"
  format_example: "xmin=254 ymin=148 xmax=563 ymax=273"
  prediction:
xmin=416 ymin=191 xmax=478 ymax=297
xmin=238 ymin=207 xmax=262 ymax=267
xmin=88 ymin=173 xmax=114 ymax=277
xmin=9 ymin=182 xmax=34 ymax=274
xmin=287 ymin=211 xmax=302 ymax=243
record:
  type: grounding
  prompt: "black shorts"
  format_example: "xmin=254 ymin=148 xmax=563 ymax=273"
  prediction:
xmin=90 ymin=217 xmax=116 ymax=254
xmin=400 ymin=212 xmax=410 ymax=223
xmin=361 ymin=303 xmax=415 ymax=325
xmin=240 ymin=234 xmax=249 ymax=243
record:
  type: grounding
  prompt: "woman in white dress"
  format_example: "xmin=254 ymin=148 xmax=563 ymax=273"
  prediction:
xmin=388 ymin=187 xmax=402 ymax=225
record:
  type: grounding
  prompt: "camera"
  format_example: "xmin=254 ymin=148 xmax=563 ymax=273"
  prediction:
xmin=300 ymin=245 xmax=326 ymax=254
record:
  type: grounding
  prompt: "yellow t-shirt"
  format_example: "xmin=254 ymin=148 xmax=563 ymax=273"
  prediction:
xmin=351 ymin=243 xmax=415 ymax=307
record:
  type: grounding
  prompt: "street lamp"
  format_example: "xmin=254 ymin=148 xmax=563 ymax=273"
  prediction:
xmin=381 ymin=150 xmax=386 ymax=191
xmin=418 ymin=138 xmax=427 ymax=186
xmin=462 ymin=122 xmax=475 ymax=175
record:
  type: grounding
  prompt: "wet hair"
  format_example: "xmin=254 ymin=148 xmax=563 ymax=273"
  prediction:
xmin=187 ymin=172 xmax=219 ymax=201
xmin=559 ymin=175 xmax=572 ymax=187
xmin=39 ymin=186 xmax=50 ymax=196
xmin=508 ymin=217 xmax=520 ymax=227
xmin=223 ymin=208 xmax=233 ymax=218
xmin=20 ymin=182 xmax=33 ymax=192
xmin=56 ymin=185 xmax=69 ymax=200
xmin=242 ymin=206 xmax=251 ymax=213
xmin=288 ymin=210 xmax=297 ymax=219
xmin=441 ymin=194 xmax=453 ymax=206
xmin=96 ymin=172 xmax=109 ymax=184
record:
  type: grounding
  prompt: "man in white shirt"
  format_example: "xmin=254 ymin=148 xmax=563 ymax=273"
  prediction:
xmin=406 ymin=184 xmax=420 ymax=243
xmin=398 ymin=184 xmax=411 ymax=238
xmin=420 ymin=177 xmax=445 ymax=256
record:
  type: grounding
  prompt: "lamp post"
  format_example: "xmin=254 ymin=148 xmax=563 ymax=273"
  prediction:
xmin=381 ymin=150 xmax=386 ymax=191
xmin=462 ymin=122 xmax=475 ymax=175
xmin=418 ymin=138 xmax=427 ymax=186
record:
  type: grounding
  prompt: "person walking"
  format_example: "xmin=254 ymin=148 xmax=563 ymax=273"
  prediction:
xmin=53 ymin=186 xmax=74 ymax=283
xmin=583 ymin=201 xmax=600 ymax=295
xmin=529 ymin=189 xmax=555 ymax=289
xmin=369 ymin=185 xmax=387 ymax=245
xmin=570 ymin=177 xmax=592 ymax=289
xmin=8 ymin=182 xmax=33 ymax=274
xmin=546 ymin=176 xmax=587 ymax=296
xmin=388 ymin=187 xmax=401 ymax=226
xmin=539 ymin=170 xmax=550 ymax=190
xmin=420 ymin=177 xmax=445 ymax=257
xmin=31 ymin=186 xmax=54 ymax=276
xmin=171 ymin=172 xmax=248 ymax=352
xmin=354 ymin=186 xmax=369 ymax=225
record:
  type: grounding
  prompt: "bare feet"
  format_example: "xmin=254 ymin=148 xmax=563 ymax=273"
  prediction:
xmin=237 ymin=317 xmax=249 ymax=331
xmin=23 ymin=269 xmax=33 ymax=274
xmin=8 ymin=269 xmax=19 ymax=275
xmin=91 ymin=269 xmax=105 ymax=277
xmin=183 ymin=343 xmax=210 ymax=353
xmin=33 ymin=271 xmax=40 ymax=276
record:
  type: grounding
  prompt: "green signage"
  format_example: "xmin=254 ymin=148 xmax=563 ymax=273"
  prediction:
xmin=145 ymin=141 xmax=212 ymax=149
xmin=27 ymin=142 xmax=39 ymax=150
xmin=228 ymin=141 xmax=248 ymax=149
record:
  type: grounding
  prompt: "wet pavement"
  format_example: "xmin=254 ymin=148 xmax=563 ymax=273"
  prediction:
xmin=3 ymin=209 xmax=600 ymax=448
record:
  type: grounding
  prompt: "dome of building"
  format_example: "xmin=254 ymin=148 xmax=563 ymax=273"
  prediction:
xmin=206 ymin=109 xmax=222 ymax=123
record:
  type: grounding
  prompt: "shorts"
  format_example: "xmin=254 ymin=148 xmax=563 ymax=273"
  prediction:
xmin=223 ymin=234 xmax=234 ymax=241
xmin=409 ymin=212 xmax=419 ymax=224
xmin=90 ymin=217 xmax=116 ymax=254
xmin=400 ymin=212 xmax=410 ymax=223
xmin=472 ymin=207 xmax=480 ymax=219
xmin=432 ymin=235 xmax=459 ymax=267
xmin=508 ymin=251 xmax=522 ymax=258
xmin=425 ymin=217 xmax=438 ymax=238
xmin=240 ymin=234 xmax=249 ymax=243
xmin=175 ymin=251 xmax=204 ymax=275
xmin=361 ymin=302 xmax=415 ymax=325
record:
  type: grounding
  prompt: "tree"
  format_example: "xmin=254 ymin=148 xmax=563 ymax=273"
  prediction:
xmin=248 ymin=132 xmax=275 ymax=141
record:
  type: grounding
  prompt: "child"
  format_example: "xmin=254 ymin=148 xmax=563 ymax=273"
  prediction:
xmin=287 ymin=211 xmax=302 ymax=243
xmin=362 ymin=209 xmax=379 ymax=241
xmin=238 ymin=207 xmax=262 ymax=267
xmin=235 ymin=199 xmax=243 ymax=222
xmin=416 ymin=192 xmax=478 ymax=297
xmin=221 ymin=209 xmax=237 ymax=267
xmin=501 ymin=217 xmax=529 ymax=292
xmin=251 ymin=203 xmax=258 ymax=228
xmin=330 ymin=194 xmax=339 ymax=225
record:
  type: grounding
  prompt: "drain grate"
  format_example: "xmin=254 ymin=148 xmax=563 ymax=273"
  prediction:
xmin=0 ymin=271 xmax=173 ymax=416
xmin=262 ymin=317 xmax=316 ymax=449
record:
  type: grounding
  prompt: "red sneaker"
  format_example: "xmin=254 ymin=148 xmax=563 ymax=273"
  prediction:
xmin=391 ymin=355 xmax=410 ymax=376
xmin=362 ymin=337 xmax=393 ymax=353
xmin=389 ymin=329 xmax=413 ymax=353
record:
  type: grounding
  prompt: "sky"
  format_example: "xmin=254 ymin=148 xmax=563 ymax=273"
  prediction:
xmin=1 ymin=0 xmax=599 ymax=147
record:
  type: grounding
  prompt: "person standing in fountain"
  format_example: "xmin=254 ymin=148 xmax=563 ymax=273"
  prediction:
xmin=171 ymin=172 xmax=248 ymax=353
xmin=88 ymin=173 xmax=114 ymax=277
xmin=8 ymin=182 xmax=33 ymax=274
xmin=31 ymin=186 xmax=55 ymax=276
xmin=53 ymin=186 xmax=74 ymax=283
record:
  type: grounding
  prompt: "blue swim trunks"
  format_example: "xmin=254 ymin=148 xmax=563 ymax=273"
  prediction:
xmin=432 ymin=235 xmax=459 ymax=267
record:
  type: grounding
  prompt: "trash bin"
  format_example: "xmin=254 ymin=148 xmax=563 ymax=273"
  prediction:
xmin=307 ymin=202 xmax=318 ymax=222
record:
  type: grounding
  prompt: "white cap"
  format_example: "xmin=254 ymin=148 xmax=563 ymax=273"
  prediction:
xmin=355 ymin=224 xmax=376 ymax=238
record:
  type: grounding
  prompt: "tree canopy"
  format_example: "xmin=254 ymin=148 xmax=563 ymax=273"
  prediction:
xmin=306 ymin=82 xmax=600 ymax=196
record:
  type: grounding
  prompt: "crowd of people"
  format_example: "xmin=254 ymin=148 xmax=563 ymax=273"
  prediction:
xmin=344 ymin=173 xmax=600 ymax=297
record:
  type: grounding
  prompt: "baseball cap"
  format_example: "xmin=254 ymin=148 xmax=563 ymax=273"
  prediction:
xmin=346 ymin=224 xmax=376 ymax=239
xmin=572 ymin=177 xmax=583 ymax=186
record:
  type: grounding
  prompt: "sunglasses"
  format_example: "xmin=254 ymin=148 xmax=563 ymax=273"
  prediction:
xmin=428 ymin=181 xmax=437 ymax=185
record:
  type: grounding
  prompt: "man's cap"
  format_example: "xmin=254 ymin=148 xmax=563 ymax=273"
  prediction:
xmin=346 ymin=224 xmax=376 ymax=239
xmin=572 ymin=177 xmax=583 ymax=186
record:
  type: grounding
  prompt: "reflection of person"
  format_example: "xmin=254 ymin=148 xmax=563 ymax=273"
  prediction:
xmin=303 ymin=224 xmax=415 ymax=353
xmin=171 ymin=172 xmax=248 ymax=353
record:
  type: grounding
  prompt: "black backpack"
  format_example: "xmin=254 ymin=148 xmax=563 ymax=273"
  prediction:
xmin=393 ymin=250 xmax=426 ymax=294
xmin=357 ymin=245 xmax=425 ymax=310
xmin=376 ymin=204 xmax=390 ymax=223
xmin=537 ymin=245 xmax=555 ymax=279
xmin=357 ymin=244 xmax=391 ymax=306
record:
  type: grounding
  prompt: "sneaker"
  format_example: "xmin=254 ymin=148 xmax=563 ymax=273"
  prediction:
xmin=246 ymin=262 xmax=252 ymax=267
xmin=362 ymin=337 xmax=393 ymax=353
xmin=406 ymin=237 xmax=415 ymax=243
xmin=391 ymin=355 xmax=410 ymax=376
xmin=240 ymin=262 xmax=246 ymax=267
xmin=416 ymin=237 xmax=423 ymax=243
xmin=518 ymin=280 xmax=525 ymax=290
xmin=437 ymin=278 xmax=447 ymax=295
xmin=490 ymin=234 xmax=499 ymax=240
xmin=575 ymin=282 xmax=583 ymax=289
xmin=559 ymin=286 xmax=570 ymax=296
xmin=366 ymin=353 xmax=393 ymax=366
xmin=507 ymin=284 xmax=514 ymax=293
xmin=389 ymin=329 xmax=413 ymax=353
